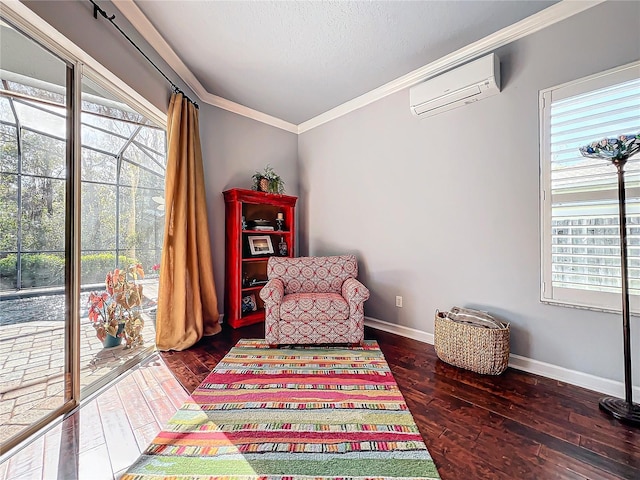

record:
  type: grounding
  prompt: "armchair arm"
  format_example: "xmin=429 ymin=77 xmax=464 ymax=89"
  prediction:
xmin=342 ymin=278 xmax=369 ymax=344
xmin=260 ymin=278 xmax=284 ymax=304
xmin=260 ymin=279 xmax=284 ymax=345
xmin=342 ymin=278 xmax=370 ymax=304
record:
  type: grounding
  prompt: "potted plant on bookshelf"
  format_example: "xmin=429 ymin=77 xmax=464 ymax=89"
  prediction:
xmin=88 ymin=264 xmax=145 ymax=349
xmin=252 ymin=164 xmax=285 ymax=194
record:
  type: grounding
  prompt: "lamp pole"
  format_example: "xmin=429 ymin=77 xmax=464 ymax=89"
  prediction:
xmin=598 ymin=157 xmax=640 ymax=426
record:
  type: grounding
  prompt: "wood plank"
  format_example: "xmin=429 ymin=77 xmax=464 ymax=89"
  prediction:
xmin=157 ymin=324 xmax=640 ymax=479
xmin=569 ymin=409 xmax=640 ymax=452
xmin=77 ymin=443 xmax=114 ymax=480
xmin=5 ymin=433 xmax=44 ymax=479
xmin=132 ymin=421 xmax=162 ymax=453
xmin=137 ymin=366 xmax=180 ymax=426
xmin=145 ymin=357 xmax=189 ymax=410
xmin=429 ymin=366 xmax=583 ymax=445
xmin=154 ymin=324 xmax=639 ymax=479
xmin=439 ymin=426 xmax=544 ymax=479
xmin=96 ymin=382 xmax=141 ymax=474
xmin=502 ymin=417 xmax=637 ymax=479
xmin=51 ymin=416 xmax=79 ymax=480
xmin=40 ymin=424 xmax=62 ymax=480
xmin=0 ymin=456 xmax=8 ymax=480
xmin=156 ymin=353 xmax=204 ymax=394
xmin=539 ymin=444 xmax=628 ymax=480
xmin=406 ymin=392 xmax=485 ymax=442
xmin=579 ymin=435 xmax=640 ymax=469
xmin=115 ymin=371 xmax=157 ymax=430
xmin=426 ymin=430 xmax=510 ymax=480
xmin=77 ymin=399 xmax=106 ymax=454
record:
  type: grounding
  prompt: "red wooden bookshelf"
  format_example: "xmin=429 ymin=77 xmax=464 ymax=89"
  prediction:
xmin=223 ymin=188 xmax=297 ymax=328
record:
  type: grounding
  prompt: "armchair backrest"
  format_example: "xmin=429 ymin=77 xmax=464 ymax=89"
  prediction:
xmin=267 ymin=255 xmax=358 ymax=294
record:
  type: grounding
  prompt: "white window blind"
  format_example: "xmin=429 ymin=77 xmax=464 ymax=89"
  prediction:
xmin=540 ymin=62 xmax=640 ymax=313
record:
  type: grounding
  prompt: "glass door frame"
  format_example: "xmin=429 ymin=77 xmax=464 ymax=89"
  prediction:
xmin=0 ymin=13 xmax=82 ymax=455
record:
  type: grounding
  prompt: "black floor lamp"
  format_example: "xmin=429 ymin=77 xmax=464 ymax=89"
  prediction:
xmin=579 ymin=133 xmax=640 ymax=426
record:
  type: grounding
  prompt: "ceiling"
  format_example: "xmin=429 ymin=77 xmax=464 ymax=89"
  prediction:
xmin=127 ymin=0 xmax=560 ymax=126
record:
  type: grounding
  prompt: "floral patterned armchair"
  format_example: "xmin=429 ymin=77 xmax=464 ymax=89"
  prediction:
xmin=259 ymin=255 xmax=370 ymax=346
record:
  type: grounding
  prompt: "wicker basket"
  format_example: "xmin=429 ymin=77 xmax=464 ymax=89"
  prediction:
xmin=434 ymin=307 xmax=510 ymax=375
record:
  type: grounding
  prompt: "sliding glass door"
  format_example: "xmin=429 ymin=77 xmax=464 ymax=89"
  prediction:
xmin=0 ymin=16 xmax=166 ymax=454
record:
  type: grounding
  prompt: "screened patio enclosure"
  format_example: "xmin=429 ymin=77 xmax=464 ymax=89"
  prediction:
xmin=0 ymin=75 xmax=166 ymax=291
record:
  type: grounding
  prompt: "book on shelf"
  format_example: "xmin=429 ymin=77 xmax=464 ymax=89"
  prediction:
xmin=253 ymin=226 xmax=274 ymax=231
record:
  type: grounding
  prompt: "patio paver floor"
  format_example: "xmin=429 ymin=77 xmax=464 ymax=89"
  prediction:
xmin=0 ymin=310 xmax=157 ymax=444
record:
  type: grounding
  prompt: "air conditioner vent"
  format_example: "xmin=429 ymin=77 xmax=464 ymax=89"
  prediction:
xmin=410 ymin=53 xmax=501 ymax=118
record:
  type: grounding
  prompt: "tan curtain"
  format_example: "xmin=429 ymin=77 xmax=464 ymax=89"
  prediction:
xmin=156 ymin=92 xmax=221 ymax=351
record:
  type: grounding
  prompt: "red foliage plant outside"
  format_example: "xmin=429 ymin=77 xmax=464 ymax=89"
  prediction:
xmin=88 ymin=264 xmax=145 ymax=348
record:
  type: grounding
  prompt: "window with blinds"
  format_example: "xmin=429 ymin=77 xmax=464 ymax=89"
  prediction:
xmin=540 ymin=62 xmax=640 ymax=313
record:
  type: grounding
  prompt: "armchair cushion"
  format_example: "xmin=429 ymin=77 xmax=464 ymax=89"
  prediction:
xmin=278 ymin=319 xmax=353 ymax=344
xmin=280 ymin=293 xmax=349 ymax=321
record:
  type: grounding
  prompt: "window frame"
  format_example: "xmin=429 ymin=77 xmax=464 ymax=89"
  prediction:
xmin=539 ymin=61 xmax=640 ymax=314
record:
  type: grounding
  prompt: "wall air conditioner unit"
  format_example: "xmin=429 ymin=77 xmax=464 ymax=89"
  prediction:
xmin=410 ymin=53 xmax=500 ymax=118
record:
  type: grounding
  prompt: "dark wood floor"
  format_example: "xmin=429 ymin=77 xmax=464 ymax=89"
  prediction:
xmin=161 ymin=323 xmax=640 ymax=480
xmin=3 ymin=322 xmax=637 ymax=479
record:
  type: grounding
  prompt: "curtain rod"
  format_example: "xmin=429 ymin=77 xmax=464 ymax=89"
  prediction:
xmin=89 ymin=0 xmax=199 ymax=109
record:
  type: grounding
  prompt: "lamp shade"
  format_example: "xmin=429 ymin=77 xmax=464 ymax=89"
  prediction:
xmin=579 ymin=133 xmax=640 ymax=161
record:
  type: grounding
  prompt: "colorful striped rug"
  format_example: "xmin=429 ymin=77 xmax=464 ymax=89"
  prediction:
xmin=122 ymin=339 xmax=440 ymax=479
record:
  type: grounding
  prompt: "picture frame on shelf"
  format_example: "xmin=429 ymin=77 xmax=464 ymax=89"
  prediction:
xmin=241 ymin=294 xmax=257 ymax=313
xmin=248 ymin=235 xmax=274 ymax=255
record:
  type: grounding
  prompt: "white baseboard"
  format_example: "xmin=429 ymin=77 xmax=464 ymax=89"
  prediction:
xmin=507 ymin=354 xmax=640 ymax=399
xmin=365 ymin=316 xmax=434 ymax=345
xmin=364 ymin=316 xmax=640 ymax=399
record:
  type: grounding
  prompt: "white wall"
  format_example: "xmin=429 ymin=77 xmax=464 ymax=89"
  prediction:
xmin=21 ymin=0 xmax=299 ymax=312
xmin=298 ymin=0 xmax=640 ymax=385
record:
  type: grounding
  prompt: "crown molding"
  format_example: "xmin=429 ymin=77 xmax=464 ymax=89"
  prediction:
xmin=297 ymin=0 xmax=605 ymax=133
xmin=199 ymin=90 xmax=299 ymax=134
xmin=111 ymin=0 xmax=298 ymax=134
xmin=112 ymin=0 xmax=604 ymax=135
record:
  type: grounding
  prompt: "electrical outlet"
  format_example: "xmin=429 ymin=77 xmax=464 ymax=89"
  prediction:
xmin=395 ymin=296 xmax=403 ymax=308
